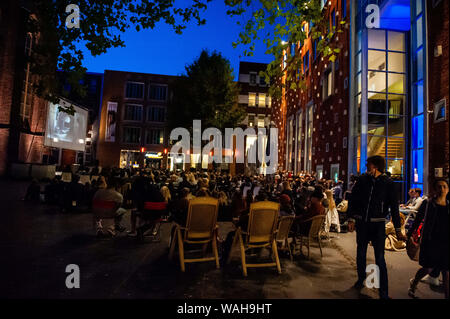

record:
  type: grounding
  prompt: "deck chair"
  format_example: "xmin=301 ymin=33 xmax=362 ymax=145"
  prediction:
xmin=227 ymin=201 xmax=281 ymax=277
xmin=295 ymin=215 xmax=326 ymax=259
xmin=276 ymin=216 xmax=295 ymax=261
xmin=169 ymin=197 xmax=219 ymax=272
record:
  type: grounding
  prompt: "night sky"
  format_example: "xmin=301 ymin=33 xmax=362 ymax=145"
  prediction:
xmin=81 ymin=1 xmax=274 ymax=80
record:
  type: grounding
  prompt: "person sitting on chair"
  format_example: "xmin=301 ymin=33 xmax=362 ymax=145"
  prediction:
xmin=401 ymin=188 xmax=423 ymax=212
xmin=295 ymin=189 xmax=326 ymax=236
xmin=279 ymin=194 xmax=295 ymax=217
xmin=93 ymin=177 xmax=127 ymax=237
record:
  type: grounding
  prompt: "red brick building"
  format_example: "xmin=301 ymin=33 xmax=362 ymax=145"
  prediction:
xmin=0 ymin=0 xmax=50 ymax=176
xmin=272 ymin=0 xmax=350 ymax=182
xmin=97 ymin=70 xmax=176 ymax=169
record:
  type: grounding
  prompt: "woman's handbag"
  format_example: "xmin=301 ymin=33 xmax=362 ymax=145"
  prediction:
xmin=406 ymin=236 xmax=420 ymax=261
xmin=406 ymin=201 xmax=429 ymax=261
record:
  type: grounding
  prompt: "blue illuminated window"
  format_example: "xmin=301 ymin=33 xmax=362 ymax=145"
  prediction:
xmin=414 ymin=81 xmax=424 ymax=115
xmin=412 ymin=149 xmax=424 ymax=184
xmin=412 ymin=114 xmax=424 ymax=149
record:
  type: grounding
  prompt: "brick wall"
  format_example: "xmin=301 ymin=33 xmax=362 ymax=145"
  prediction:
xmin=427 ymin=0 xmax=449 ymax=180
xmin=0 ymin=1 xmax=50 ymax=175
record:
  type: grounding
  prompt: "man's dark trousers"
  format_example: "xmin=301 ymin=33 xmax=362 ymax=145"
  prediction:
xmin=356 ymin=220 xmax=388 ymax=299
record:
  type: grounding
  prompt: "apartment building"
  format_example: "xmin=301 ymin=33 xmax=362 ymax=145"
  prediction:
xmin=97 ymin=70 xmax=175 ymax=169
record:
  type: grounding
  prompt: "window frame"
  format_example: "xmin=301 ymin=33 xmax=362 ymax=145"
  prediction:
xmin=122 ymin=126 xmax=142 ymax=144
xmin=125 ymin=81 xmax=145 ymax=100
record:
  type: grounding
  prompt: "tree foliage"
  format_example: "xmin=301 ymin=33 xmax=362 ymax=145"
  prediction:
xmin=224 ymin=0 xmax=346 ymax=99
xmin=25 ymin=0 xmax=212 ymax=114
xmin=168 ymin=50 xmax=245 ymax=132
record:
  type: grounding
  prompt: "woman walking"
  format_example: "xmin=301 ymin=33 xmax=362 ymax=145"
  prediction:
xmin=407 ymin=178 xmax=449 ymax=299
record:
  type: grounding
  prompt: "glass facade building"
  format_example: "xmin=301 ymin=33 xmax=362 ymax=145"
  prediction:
xmin=349 ymin=0 xmax=428 ymax=200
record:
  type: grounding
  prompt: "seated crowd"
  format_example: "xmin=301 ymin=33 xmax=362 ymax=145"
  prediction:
xmin=25 ymin=166 xmax=351 ymax=241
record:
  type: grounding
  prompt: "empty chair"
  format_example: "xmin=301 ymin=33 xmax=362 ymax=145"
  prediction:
xmin=227 ymin=201 xmax=281 ymax=276
xmin=169 ymin=197 xmax=219 ymax=272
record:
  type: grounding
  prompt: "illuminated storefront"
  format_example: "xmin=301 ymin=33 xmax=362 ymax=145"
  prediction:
xmin=349 ymin=0 xmax=429 ymax=199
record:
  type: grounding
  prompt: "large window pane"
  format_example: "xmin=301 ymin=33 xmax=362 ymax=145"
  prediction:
xmin=368 ymin=93 xmax=386 ymax=113
xmin=368 ymin=114 xmax=386 ymax=135
xmin=413 ymin=81 xmax=424 ymax=115
xmin=388 ymin=115 xmax=404 ymax=136
xmin=368 ymin=50 xmax=386 ymax=71
xmin=356 ymin=52 xmax=362 ymax=72
xmin=388 ymin=31 xmax=405 ymax=52
xmin=387 ymin=159 xmax=404 ymax=180
xmin=415 ymin=0 xmax=422 ymax=16
xmin=368 ymin=71 xmax=386 ymax=92
xmin=412 ymin=114 xmax=424 ymax=149
xmin=388 ymin=52 xmax=405 ymax=73
xmin=356 ymin=72 xmax=362 ymax=93
xmin=412 ymin=149 xmax=424 ymax=184
xmin=416 ymin=16 xmax=423 ymax=48
xmin=367 ymin=135 xmax=386 ymax=157
xmin=387 ymin=94 xmax=405 ymax=115
xmin=387 ymin=137 xmax=404 ymax=158
xmin=416 ymin=48 xmax=424 ymax=80
xmin=368 ymin=29 xmax=386 ymax=50
xmin=388 ymin=73 xmax=405 ymax=94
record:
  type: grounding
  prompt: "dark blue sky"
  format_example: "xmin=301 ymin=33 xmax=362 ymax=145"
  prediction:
xmin=81 ymin=1 xmax=274 ymax=80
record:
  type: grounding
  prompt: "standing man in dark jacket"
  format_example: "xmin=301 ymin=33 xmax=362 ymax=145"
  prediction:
xmin=347 ymin=155 xmax=406 ymax=299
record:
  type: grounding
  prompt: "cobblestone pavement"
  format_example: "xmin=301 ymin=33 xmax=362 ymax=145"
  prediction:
xmin=0 ymin=179 xmax=444 ymax=299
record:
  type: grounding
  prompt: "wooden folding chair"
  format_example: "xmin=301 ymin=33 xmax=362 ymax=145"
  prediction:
xmin=295 ymin=215 xmax=326 ymax=259
xmin=227 ymin=201 xmax=281 ymax=277
xmin=276 ymin=216 xmax=295 ymax=261
xmin=169 ymin=197 xmax=219 ymax=272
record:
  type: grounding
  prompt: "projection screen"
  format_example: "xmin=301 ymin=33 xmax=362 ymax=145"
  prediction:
xmin=44 ymin=99 xmax=88 ymax=152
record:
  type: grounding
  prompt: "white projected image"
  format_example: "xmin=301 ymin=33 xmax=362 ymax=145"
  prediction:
xmin=44 ymin=100 xmax=88 ymax=151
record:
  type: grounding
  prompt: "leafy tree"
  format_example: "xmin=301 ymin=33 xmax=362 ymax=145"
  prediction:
xmin=24 ymin=0 xmax=212 ymax=113
xmin=224 ymin=0 xmax=346 ymax=99
xmin=168 ymin=49 xmax=245 ymax=132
